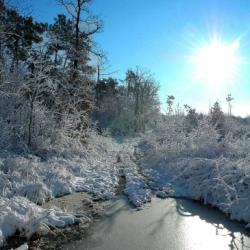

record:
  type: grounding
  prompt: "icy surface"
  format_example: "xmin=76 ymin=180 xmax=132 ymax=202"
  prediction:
xmin=0 ymin=134 xmax=152 ymax=247
xmin=1 ymin=122 xmax=250 ymax=247
xmin=15 ymin=243 xmax=29 ymax=250
xmin=0 ymin=133 xmax=122 ymax=247
xmin=137 ymin=120 xmax=250 ymax=226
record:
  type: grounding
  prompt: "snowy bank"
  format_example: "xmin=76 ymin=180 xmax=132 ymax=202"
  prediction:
xmin=0 ymin=196 xmax=80 ymax=247
xmin=0 ymin=133 xmax=122 ymax=246
xmin=119 ymin=152 xmax=150 ymax=207
xmin=116 ymin=139 xmax=151 ymax=207
xmin=0 ymin=134 xmax=121 ymax=204
xmin=137 ymin=119 xmax=250 ymax=227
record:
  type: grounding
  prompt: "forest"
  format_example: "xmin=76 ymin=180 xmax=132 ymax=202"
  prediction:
xmin=0 ymin=0 xmax=250 ymax=249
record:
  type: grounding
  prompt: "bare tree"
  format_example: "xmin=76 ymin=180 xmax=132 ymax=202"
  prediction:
xmin=58 ymin=0 xmax=102 ymax=74
xmin=25 ymin=48 xmax=57 ymax=146
xmin=96 ymin=56 xmax=117 ymax=84
xmin=166 ymin=95 xmax=175 ymax=115
xmin=125 ymin=67 xmax=160 ymax=133
xmin=226 ymin=94 xmax=234 ymax=116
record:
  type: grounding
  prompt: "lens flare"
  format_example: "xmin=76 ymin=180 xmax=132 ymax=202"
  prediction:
xmin=191 ymin=36 xmax=241 ymax=93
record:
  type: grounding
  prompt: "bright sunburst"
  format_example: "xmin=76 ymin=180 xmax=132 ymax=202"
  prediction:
xmin=191 ymin=37 xmax=241 ymax=92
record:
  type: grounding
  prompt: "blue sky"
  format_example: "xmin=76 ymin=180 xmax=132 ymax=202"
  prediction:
xmin=17 ymin=0 xmax=250 ymax=116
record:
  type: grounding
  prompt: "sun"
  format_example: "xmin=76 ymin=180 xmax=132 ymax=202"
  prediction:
xmin=191 ymin=37 xmax=240 ymax=92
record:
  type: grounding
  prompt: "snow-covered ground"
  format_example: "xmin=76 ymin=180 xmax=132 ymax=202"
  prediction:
xmin=116 ymin=139 xmax=151 ymax=207
xmin=0 ymin=133 xmax=150 ymax=248
xmin=1 ymin=118 xmax=250 ymax=248
xmin=0 ymin=134 xmax=121 ymax=204
xmin=136 ymin=119 xmax=250 ymax=228
xmin=0 ymin=196 xmax=79 ymax=248
xmin=0 ymin=132 xmax=123 ymax=247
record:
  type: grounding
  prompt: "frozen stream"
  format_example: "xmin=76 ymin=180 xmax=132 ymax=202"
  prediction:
xmin=63 ymin=196 xmax=250 ymax=250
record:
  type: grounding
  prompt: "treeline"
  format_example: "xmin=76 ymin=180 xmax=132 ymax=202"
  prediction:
xmin=0 ymin=0 xmax=160 ymax=152
xmin=95 ymin=68 xmax=160 ymax=135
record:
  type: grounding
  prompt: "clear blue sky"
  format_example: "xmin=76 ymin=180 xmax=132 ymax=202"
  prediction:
xmin=15 ymin=0 xmax=250 ymax=116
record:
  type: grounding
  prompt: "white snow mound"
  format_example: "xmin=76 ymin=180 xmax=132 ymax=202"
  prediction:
xmin=0 ymin=196 xmax=80 ymax=247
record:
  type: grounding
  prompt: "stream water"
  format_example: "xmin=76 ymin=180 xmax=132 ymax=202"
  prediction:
xmin=63 ymin=196 xmax=250 ymax=250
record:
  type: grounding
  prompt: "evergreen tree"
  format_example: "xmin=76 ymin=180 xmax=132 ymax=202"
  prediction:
xmin=184 ymin=104 xmax=199 ymax=132
xmin=166 ymin=95 xmax=175 ymax=115
xmin=4 ymin=8 xmax=45 ymax=69
xmin=95 ymin=77 xmax=119 ymax=107
xmin=209 ymin=101 xmax=225 ymax=136
xmin=56 ymin=0 xmax=103 ymax=134
xmin=48 ymin=14 xmax=74 ymax=66
xmin=94 ymin=77 xmax=120 ymax=129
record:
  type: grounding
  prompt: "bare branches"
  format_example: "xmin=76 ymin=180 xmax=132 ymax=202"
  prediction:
xmin=58 ymin=0 xmax=102 ymax=70
xmin=58 ymin=0 xmax=91 ymax=19
xmin=0 ymin=0 xmax=102 ymax=148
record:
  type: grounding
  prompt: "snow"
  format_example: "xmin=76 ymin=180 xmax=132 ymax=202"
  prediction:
xmin=137 ymin=118 xmax=250 ymax=227
xmin=116 ymin=139 xmax=151 ymax=207
xmin=14 ymin=243 xmax=29 ymax=250
xmin=0 ymin=133 xmax=153 ymax=247
xmin=1 ymin=119 xmax=250 ymax=247
xmin=0 ymin=133 xmax=122 ymax=247
xmin=155 ymin=191 xmax=168 ymax=199
xmin=0 ymin=134 xmax=121 ymax=203
xmin=0 ymin=196 xmax=79 ymax=247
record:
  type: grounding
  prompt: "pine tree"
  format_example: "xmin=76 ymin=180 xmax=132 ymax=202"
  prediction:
xmin=48 ymin=14 xmax=74 ymax=66
xmin=54 ymin=0 xmax=103 ymax=136
xmin=166 ymin=95 xmax=175 ymax=115
xmin=209 ymin=101 xmax=225 ymax=136
xmin=184 ymin=104 xmax=199 ymax=132
xmin=4 ymin=8 xmax=45 ymax=69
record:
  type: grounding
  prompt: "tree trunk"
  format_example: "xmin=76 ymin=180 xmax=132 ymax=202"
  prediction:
xmin=0 ymin=0 xmax=5 ymax=83
xmin=134 ymin=84 xmax=140 ymax=132
xmin=74 ymin=0 xmax=81 ymax=70
xmin=28 ymin=94 xmax=35 ymax=147
xmin=97 ymin=63 xmax=100 ymax=83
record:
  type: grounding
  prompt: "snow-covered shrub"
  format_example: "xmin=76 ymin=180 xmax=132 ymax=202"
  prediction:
xmin=139 ymin=115 xmax=250 ymax=225
xmin=16 ymin=183 xmax=52 ymax=205
xmin=0 ymin=131 xmax=121 ymax=206
xmin=109 ymin=110 xmax=136 ymax=137
xmin=0 ymin=70 xmax=57 ymax=153
xmin=184 ymin=119 xmax=222 ymax=158
xmin=142 ymin=117 xmax=222 ymax=162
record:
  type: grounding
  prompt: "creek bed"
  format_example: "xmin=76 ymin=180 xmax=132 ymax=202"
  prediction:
xmin=63 ymin=196 xmax=250 ymax=250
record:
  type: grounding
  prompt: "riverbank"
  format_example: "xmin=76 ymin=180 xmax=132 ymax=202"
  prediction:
xmin=0 ymin=132 xmax=123 ymax=248
xmin=29 ymin=192 xmax=105 ymax=250
xmin=63 ymin=196 xmax=250 ymax=250
xmin=136 ymin=123 xmax=250 ymax=228
xmin=0 ymin=134 xmax=149 ymax=249
xmin=1 ymin=129 xmax=250 ymax=249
